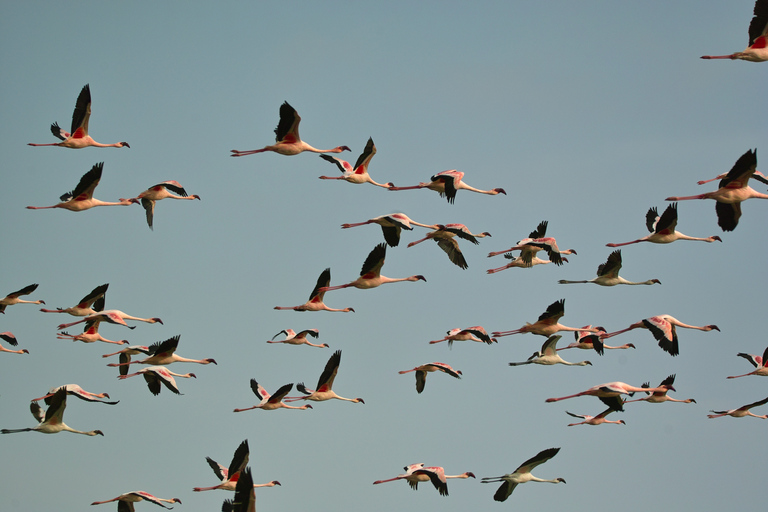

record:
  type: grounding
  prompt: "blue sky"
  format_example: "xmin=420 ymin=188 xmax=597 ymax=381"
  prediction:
xmin=1 ymin=2 xmax=767 ymax=511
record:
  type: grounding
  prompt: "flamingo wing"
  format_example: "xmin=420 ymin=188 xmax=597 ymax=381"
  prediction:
xmin=70 ymin=83 xmax=91 ymax=137
xmin=597 ymin=250 xmax=622 ymax=278
xmin=435 ymin=238 xmax=468 ymax=269
xmin=643 ymin=317 xmax=679 ymax=356
xmin=654 ymin=203 xmax=678 ymax=235
xmin=529 ymin=220 xmax=548 ymax=239
xmin=715 ymin=201 xmax=741 ymax=232
xmin=748 ymin=0 xmax=768 ymax=46
xmin=359 ymin=243 xmax=387 ymax=277
xmin=77 ymin=283 xmax=109 ymax=309
xmin=719 ymin=149 xmax=757 ymax=189
xmin=147 ymin=335 xmax=181 ymax=358
xmin=275 ymin=101 xmax=300 ymax=143
xmin=249 ymin=379 xmax=270 ymax=401
xmin=316 ymin=350 xmax=342 ymax=391
xmin=308 ymin=268 xmax=331 ymax=302
xmin=62 ymin=162 xmax=103 ymax=202
xmin=227 ymin=439 xmax=250 ymax=480
xmin=415 ymin=370 xmax=427 ymax=393
xmin=269 ymin=383 xmax=294 ymax=403
xmin=352 ymin=137 xmax=376 ymax=172
xmin=538 ymin=299 xmax=566 ymax=324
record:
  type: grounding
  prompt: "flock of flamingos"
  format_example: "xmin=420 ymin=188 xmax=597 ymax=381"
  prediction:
xmin=2 ymin=2 xmax=768 ymax=510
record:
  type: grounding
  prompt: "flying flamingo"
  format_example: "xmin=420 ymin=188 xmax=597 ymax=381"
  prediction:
xmin=389 ymin=170 xmax=506 ymax=204
xmin=701 ymin=0 xmax=768 ymax=62
xmin=101 ymin=345 xmax=152 ymax=376
xmin=487 ymin=255 xmax=569 ymax=274
xmin=107 ymin=335 xmax=216 ymax=368
xmin=666 ymin=149 xmax=768 ymax=231
xmin=727 ymin=346 xmax=768 ymax=378
xmin=57 ymin=309 xmax=163 ymax=331
xmin=398 ymin=362 xmax=462 ymax=394
xmin=91 ymin=491 xmax=181 ymax=510
xmin=429 ymin=326 xmax=496 ymax=347
xmin=545 ymin=380 xmax=676 ymax=403
xmin=57 ymin=312 xmax=130 ymax=346
xmin=707 ymin=396 xmax=768 ymax=419
xmin=606 ymin=203 xmax=722 ymax=247
xmin=221 ymin=466 xmax=256 ymax=512
xmin=487 ymin=221 xmax=575 ymax=266
xmin=624 ymin=375 xmax=696 ymax=404
xmin=487 ymin=220 xmax=548 ymax=258
xmin=565 ymin=407 xmax=626 ymax=427
xmin=233 ymin=381 xmax=312 ymax=412
xmin=697 ymin=169 xmax=768 ymax=186
xmin=126 ymin=181 xmax=201 ymax=230
xmin=373 ymin=464 xmax=475 ymax=496
xmin=601 ymin=314 xmax=720 ymax=357
xmin=230 ymin=101 xmax=350 ymax=157
xmin=285 ymin=350 xmax=364 ymax=404
xmin=268 ymin=328 xmax=328 ymax=348
xmin=31 ymin=384 xmax=119 ymax=405
xmin=274 ymin=268 xmax=355 ymax=313
xmin=492 ymin=299 xmax=599 ymax=338
xmin=0 ymin=332 xmax=28 ymax=354
xmin=0 ymin=283 xmax=44 ymax=313
xmin=1 ymin=388 xmax=103 ymax=437
xmin=556 ymin=326 xmax=635 ymax=356
xmin=318 ymin=243 xmax=426 ymax=292
xmin=193 ymin=439 xmax=281 ymax=492
xmin=408 ymin=224 xmax=491 ymax=269
xmin=28 ymin=84 xmax=130 ymax=149
xmin=508 ymin=335 xmax=592 ymax=367
xmin=318 ymin=137 xmax=393 ymax=189
xmin=40 ymin=283 xmax=108 ymax=316
xmin=26 ymin=162 xmax=138 ymax=212
xmin=481 ymin=447 xmax=565 ymax=502
xmin=340 ymin=213 xmax=437 ymax=247
xmin=558 ymin=250 xmax=661 ymax=286
xmin=118 ymin=365 xmax=196 ymax=395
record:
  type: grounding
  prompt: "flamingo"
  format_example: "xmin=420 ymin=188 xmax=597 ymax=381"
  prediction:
xmin=492 ymin=299 xmax=598 ymax=338
xmin=701 ymin=0 xmax=768 ymax=62
xmin=565 ymin=407 xmax=626 ymax=427
xmin=389 ymin=170 xmax=506 ymax=204
xmin=0 ymin=332 xmax=28 ymax=354
xmin=487 ymin=255 xmax=569 ymax=274
xmin=91 ymin=491 xmax=181 ymax=510
xmin=487 ymin=221 xmax=575 ymax=266
xmin=697 ymin=169 xmax=768 ymax=186
xmin=107 ymin=335 xmax=216 ymax=368
xmin=221 ymin=466 xmax=256 ymax=512
xmin=481 ymin=447 xmax=565 ymax=502
xmin=28 ymin=84 xmax=130 ymax=149
xmin=57 ymin=306 xmax=130 ymax=345
xmin=193 ymin=439 xmax=281 ymax=492
xmin=40 ymin=283 xmax=108 ymax=316
xmin=318 ymin=137 xmax=393 ymax=188
xmin=429 ymin=326 xmax=497 ymax=348
xmin=26 ymin=162 xmax=138 ymax=211
xmin=487 ymin=220 xmax=549 ymax=258
xmin=408 ymin=224 xmax=491 ymax=269
xmin=508 ymin=335 xmax=592 ymax=367
xmin=606 ymin=203 xmax=722 ymax=247
xmin=233 ymin=381 xmax=312 ymax=412
xmin=285 ymin=350 xmax=364 ymax=404
xmin=666 ymin=149 xmax=768 ymax=231
xmin=101 ymin=345 xmax=152 ymax=376
xmin=556 ymin=326 xmax=635 ymax=356
xmin=267 ymin=328 xmax=328 ymax=348
xmin=0 ymin=283 xmax=44 ymax=313
xmin=318 ymin=243 xmax=426 ymax=292
xmin=398 ymin=362 xmax=462 ymax=394
xmin=625 ymin=375 xmax=696 ymax=404
xmin=727 ymin=346 xmax=768 ymax=378
xmin=57 ymin=309 xmax=163 ymax=331
xmin=545 ymin=380 xmax=676 ymax=403
xmin=373 ymin=464 xmax=475 ymax=496
xmin=230 ymin=101 xmax=350 ymax=156
xmin=274 ymin=268 xmax=355 ymax=313
xmin=1 ymin=388 xmax=103 ymax=436
xmin=708 ymin=397 xmax=768 ymax=419
xmin=126 ymin=181 xmax=201 ymax=230
xmin=118 ymin=366 xmax=196 ymax=395
xmin=340 ymin=213 xmax=437 ymax=247
xmin=601 ymin=314 xmax=720 ymax=357
xmin=31 ymin=384 xmax=119 ymax=405
xmin=558 ymin=250 xmax=661 ymax=286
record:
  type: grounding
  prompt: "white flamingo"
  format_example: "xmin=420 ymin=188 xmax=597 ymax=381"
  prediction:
xmin=0 ymin=283 xmax=45 ymax=313
xmin=508 ymin=335 xmax=592 ymax=367
xmin=601 ymin=314 xmax=720 ymax=357
xmin=565 ymin=407 xmax=626 ymax=427
xmin=285 ymin=350 xmax=364 ymax=404
xmin=118 ymin=366 xmax=196 ymax=395
xmin=1 ymin=388 xmax=103 ymax=436
xmin=373 ymin=464 xmax=475 ymax=496
xmin=127 ymin=181 xmax=200 ymax=230
xmin=233 ymin=381 xmax=312 ymax=412
xmin=91 ymin=491 xmax=181 ymax=510
xmin=389 ymin=170 xmax=506 ymax=203
xmin=624 ymin=375 xmax=696 ymax=404
xmin=727 ymin=346 xmax=768 ymax=378
xmin=606 ymin=203 xmax=722 ymax=247
xmin=26 ymin=163 xmax=138 ymax=211
xmin=493 ymin=299 xmax=598 ymax=338
xmin=0 ymin=332 xmax=29 ymax=355
xmin=707 ymin=397 xmax=768 ymax=419
xmin=318 ymin=243 xmax=425 ymax=292
xmin=558 ymin=250 xmax=660 ymax=286
xmin=318 ymin=137 xmax=393 ymax=188
xmin=481 ymin=447 xmax=565 ymax=502
xmin=40 ymin=283 xmax=108 ymax=316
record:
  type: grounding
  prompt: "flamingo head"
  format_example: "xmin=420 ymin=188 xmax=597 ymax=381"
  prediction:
xmin=119 ymin=340 xmax=130 ymax=345
xmin=192 ymin=194 xmax=201 ymax=200
xmin=618 ymin=420 xmax=627 ymax=425
xmin=481 ymin=232 xmax=492 ymax=237
xmin=412 ymin=275 xmax=427 ymax=282
xmin=456 ymin=370 xmax=463 ymax=375
xmin=465 ymin=472 xmax=476 ymax=479
xmin=270 ymin=481 xmax=282 ymax=486
xmin=354 ymin=398 xmax=365 ymax=404
xmin=118 ymin=142 xmax=130 ymax=148
xmin=151 ymin=318 xmax=163 ymax=324
xmin=171 ymin=498 xmax=182 ymax=504
xmin=711 ymin=236 xmax=723 ymax=242
xmin=494 ymin=188 xmax=507 ymax=195
xmin=92 ymin=430 xmax=105 ymax=436
xmin=304 ymin=404 xmax=313 ymax=409
xmin=706 ymin=325 xmax=720 ymax=332
xmin=385 ymin=182 xmax=395 ymax=188
xmin=21 ymin=349 xmax=29 ymax=354
xmin=556 ymin=478 xmax=566 ymax=483
xmin=321 ymin=343 xmax=330 ymax=348
xmin=626 ymin=343 xmax=636 ymax=349
xmin=102 ymin=393 xmax=111 ymax=399
xmin=687 ymin=399 xmax=697 ymax=403
xmin=651 ymin=279 xmax=661 ymax=284
xmin=204 ymin=358 xmax=217 ymax=364
xmin=189 ymin=373 xmax=197 ymax=379
xmin=345 ymin=307 xmax=355 ymax=313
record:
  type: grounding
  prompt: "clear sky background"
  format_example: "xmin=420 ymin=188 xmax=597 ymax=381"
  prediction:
xmin=1 ymin=1 xmax=767 ymax=511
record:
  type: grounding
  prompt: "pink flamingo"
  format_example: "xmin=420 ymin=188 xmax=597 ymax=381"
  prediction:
xmin=193 ymin=439 xmax=281 ymax=492
xmin=318 ymin=243 xmax=425 ymax=292
xmin=57 ymin=309 xmax=163 ymax=331
xmin=624 ymin=375 xmax=696 ymax=404
xmin=91 ymin=491 xmax=181 ymax=510
xmin=601 ymin=314 xmax=719 ymax=357
xmin=701 ymin=0 xmax=768 ymax=62
xmin=606 ymin=203 xmax=722 ymax=247
xmin=118 ymin=366 xmax=196 ymax=395
xmin=727 ymin=346 xmax=768 ymax=378
xmin=127 ymin=181 xmax=200 ymax=230
xmin=28 ymin=84 xmax=130 ymax=149
xmin=493 ymin=299 xmax=599 ymax=338
xmin=31 ymin=384 xmax=118 ymax=405
xmin=545 ymin=381 xmax=676 ymax=403
xmin=107 ymin=335 xmax=216 ymax=368
xmin=487 ymin=255 xmax=569 ymax=274
xmin=285 ymin=350 xmax=364 ymax=404
xmin=508 ymin=335 xmax=592 ymax=367
xmin=233 ymin=381 xmax=312 ymax=412
xmin=389 ymin=169 xmax=506 ymax=204
xmin=398 ymin=362 xmax=462 ymax=393
xmin=565 ymin=408 xmax=626 ymax=427
xmin=487 ymin=221 xmax=575 ymax=266
xmin=0 ymin=283 xmax=44 ymax=313
xmin=429 ymin=326 xmax=496 ymax=347
xmin=26 ymin=162 xmax=138 ymax=211
xmin=273 ymin=268 xmax=355 ymax=312
xmin=221 ymin=467 xmax=256 ymax=512
xmin=666 ymin=149 xmax=768 ymax=231
xmin=481 ymin=447 xmax=565 ymax=502
xmin=558 ymin=250 xmax=660 ymax=286
xmin=40 ymin=283 xmax=108 ymax=316
xmin=708 ymin=396 xmax=768 ymax=419
xmin=487 ymin=220 xmax=548 ymax=257
xmin=268 ymin=328 xmax=328 ymax=348
xmin=408 ymin=224 xmax=491 ymax=270
xmin=0 ymin=332 xmax=28 ymax=354
xmin=341 ymin=213 xmax=436 ymax=247
xmin=231 ymin=101 xmax=350 ymax=157
xmin=1 ymin=388 xmax=103 ymax=437
xmin=57 ymin=316 xmax=129 ymax=346
xmin=101 ymin=345 xmax=152 ymax=376
xmin=373 ymin=464 xmax=475 ymax=496
xmin=318 ymin=137 xmax=393 ymax=188
xmin=556 ymin=326 xmax=635 ymax=356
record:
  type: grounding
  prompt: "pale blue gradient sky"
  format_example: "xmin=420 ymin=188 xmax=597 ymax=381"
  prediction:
xmin=1 ymin=2 xmax=767 ymax=511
